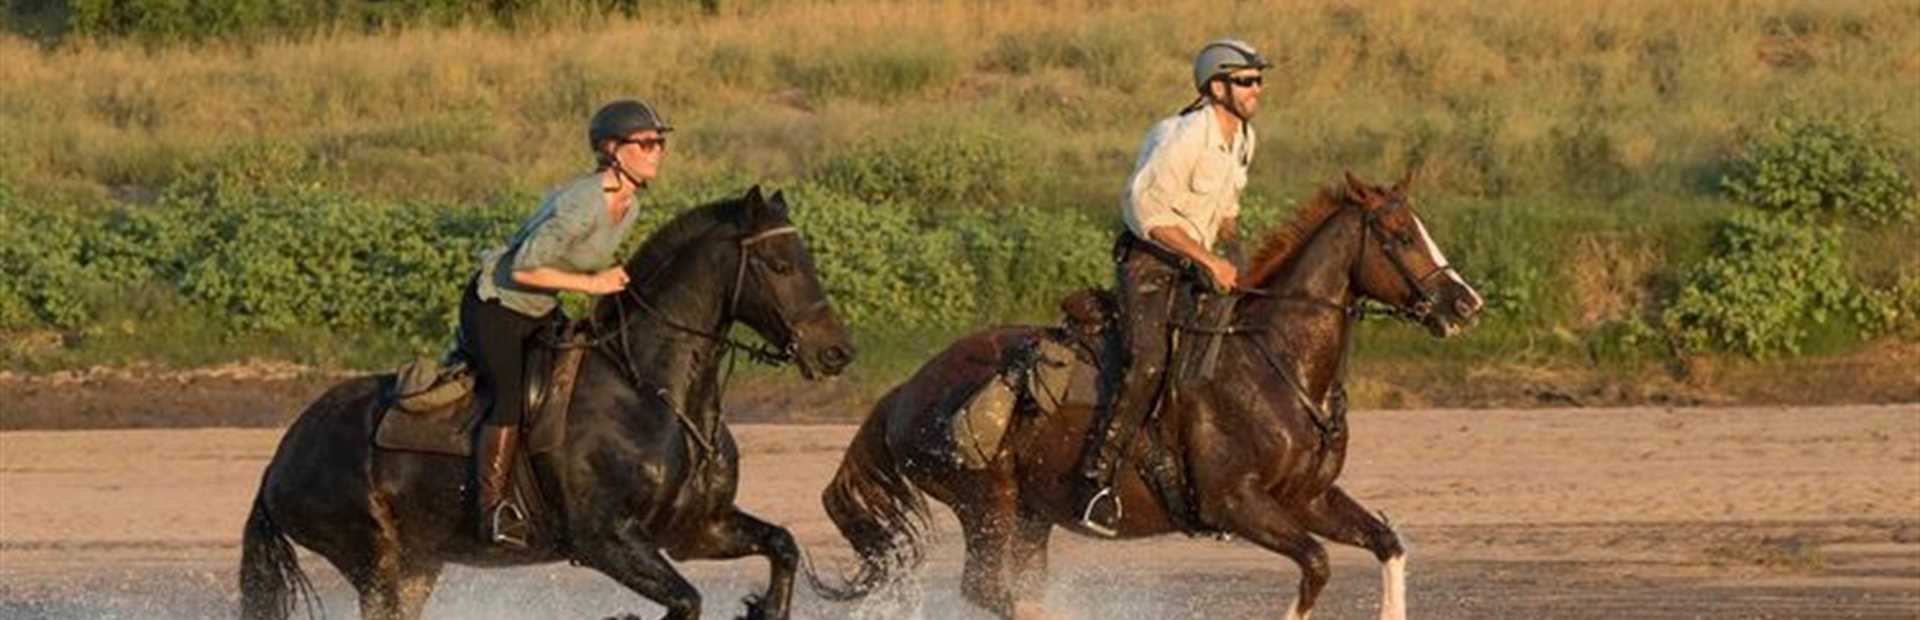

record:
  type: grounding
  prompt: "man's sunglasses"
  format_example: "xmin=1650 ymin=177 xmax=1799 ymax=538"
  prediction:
xmin=620 ymin=136 xmax=668 ymax=152
xmin=1226 ymin=75 xmax=1264 ymax=88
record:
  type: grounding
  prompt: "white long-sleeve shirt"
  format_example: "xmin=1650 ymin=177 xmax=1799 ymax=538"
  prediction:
xmin=1120 ymin=106 xmax=1255 ymax=252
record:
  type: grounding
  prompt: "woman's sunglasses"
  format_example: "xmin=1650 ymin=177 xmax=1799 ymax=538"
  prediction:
xmin=620 ymin=136 xmax=668 ymax=152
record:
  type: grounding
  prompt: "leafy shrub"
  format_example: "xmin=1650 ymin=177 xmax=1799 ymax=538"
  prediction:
xmin=784 ymin=184 xmax=978 ymax=329
xmin=0 ymin=185 xmax=98 ymax=330
xmin=812 ymin=126 xmax=1033 ymax=209
xmin=1663 ymin=211 xmax=1894 ymax=357
xmin=948 ymin=203 xmax=1110 ymax=322
xmin=1721 ymin=114 xmax=1917 ymax=223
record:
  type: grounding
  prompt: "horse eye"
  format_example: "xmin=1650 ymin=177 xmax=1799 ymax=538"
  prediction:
xmin=769 ymin=259 xmax=792 ymax=274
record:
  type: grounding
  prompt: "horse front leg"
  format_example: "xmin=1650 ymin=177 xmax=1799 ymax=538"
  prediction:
xmin=672 ymin=509 xmax=799 ymax=620
xmin=576 ymin=529 xmax=703 ymax=620
xmin=1298 ymin=484 xmax=1407 ymax=620
xmin=1217 ymin=489 xmax=1330 ymax=620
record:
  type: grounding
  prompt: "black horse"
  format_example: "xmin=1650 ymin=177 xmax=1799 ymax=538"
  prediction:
xmin=240 ymin=187 xmax=854 ymax=620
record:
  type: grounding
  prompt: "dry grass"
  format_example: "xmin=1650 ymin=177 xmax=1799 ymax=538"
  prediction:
xmin=1 ymin=0 xmax=1914 ymax=206
xmin=1566 ymin=234 xmax=1663 ymax=328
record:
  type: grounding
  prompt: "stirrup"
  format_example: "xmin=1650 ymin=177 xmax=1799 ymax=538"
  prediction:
xmin=1077 ymin=487 xmax=1122 ymax=538
xmin=489 ymin=502 xmax=530 ymax=548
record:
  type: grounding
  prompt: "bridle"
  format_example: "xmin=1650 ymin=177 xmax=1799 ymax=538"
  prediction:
xmin=587 ymin=224 xmax=809 ymax=366
xmin=1188 ymin=192 xmax=1461 ymax=446
xmin=1356 ymin=196 xmax=1460 ymax=324
xmin=578 ymin=222 xmax=826 ymax=457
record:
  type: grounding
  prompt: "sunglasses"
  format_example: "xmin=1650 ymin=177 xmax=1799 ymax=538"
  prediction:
xmin=620 ymin=136 xmax=668 ymax=152
xmin=1226 ymin=75 xmax=1264 ymax=88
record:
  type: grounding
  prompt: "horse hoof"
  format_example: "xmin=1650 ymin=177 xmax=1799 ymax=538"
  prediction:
xmin=736 ymin=593 xmax=773 ymax=620
xmin=1014 ymin=602 xmax=1068 ymax=620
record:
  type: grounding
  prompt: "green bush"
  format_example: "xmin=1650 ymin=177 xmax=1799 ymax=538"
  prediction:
xmin=1663 ymin=211 xmax=1894 ymax=357
xmin=812 ymin=126 xmax=1033 ymax=209
xmin=784 ymin=184 xmax=978 ymax=329
xmin=948 ymin=203 xmax=1110 ymax=322
xmin=1721 ymin=114 xmax=1917 ymax=223
xmin=0 ymin=185 xmax=98 ymax=330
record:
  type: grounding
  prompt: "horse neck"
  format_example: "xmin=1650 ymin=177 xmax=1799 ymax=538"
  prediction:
xmin=1248 ymin=208 xmax=1364 ymax=401
xmin=612 ymin=242 xmax=738 ymax=417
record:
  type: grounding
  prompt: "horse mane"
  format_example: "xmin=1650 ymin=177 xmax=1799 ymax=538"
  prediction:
xmin=621 ymin=195 xmax=740 ymax=287
xmin=1245 ymin=186 xmax=1349 ymax=286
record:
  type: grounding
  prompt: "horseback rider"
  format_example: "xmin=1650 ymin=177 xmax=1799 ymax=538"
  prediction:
xmin=459 ymin=99 xmax=671 ymax=547
xmin=1075 ymin=39 xmax=1269 ymax=532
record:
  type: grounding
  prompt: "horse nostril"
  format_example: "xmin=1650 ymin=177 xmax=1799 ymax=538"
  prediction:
xmin=820 ymin=345 xmax=851 ymax=369
xmin=1455 ymin=290 xmax=1484 ymax=318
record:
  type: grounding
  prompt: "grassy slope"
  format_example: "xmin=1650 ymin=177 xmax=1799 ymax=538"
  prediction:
xmin=1 ymin=0 xmax=1916 ymax=405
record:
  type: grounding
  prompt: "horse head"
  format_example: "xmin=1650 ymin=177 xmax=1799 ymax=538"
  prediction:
xmin=1340 ymin=171 xmax=1483 ymax=337
xmin=722 ymin=185 xmax=855 ymax=378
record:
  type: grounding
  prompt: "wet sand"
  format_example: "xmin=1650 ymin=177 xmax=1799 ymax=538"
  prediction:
xmin=3 ymin=405 xmax=1917 ymax=618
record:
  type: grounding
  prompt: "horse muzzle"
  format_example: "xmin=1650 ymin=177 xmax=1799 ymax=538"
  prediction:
xmin=1425 ymin=280 xmax=1484 ymax=338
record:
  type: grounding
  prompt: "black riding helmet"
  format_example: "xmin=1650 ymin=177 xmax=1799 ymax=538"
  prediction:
xmin=588 ymin=99 xmax=672 ymax=167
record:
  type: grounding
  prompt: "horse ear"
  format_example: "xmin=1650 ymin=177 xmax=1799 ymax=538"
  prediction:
xmin=1343 ymin=170 xmax=1373 ymax=200
xmin=744 ymin=184 xmax=765 ymax=205
xmin=769 ymin=190 xmax=790 ymax=216
xmin=1394 ymin=168 xmax=1417 ymax=194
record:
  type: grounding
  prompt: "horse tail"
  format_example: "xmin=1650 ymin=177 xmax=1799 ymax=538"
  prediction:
xmin=239 ymin=487 xmax=318 ymax=620
xmin=805 ymin=390 xmax=932 ymax=601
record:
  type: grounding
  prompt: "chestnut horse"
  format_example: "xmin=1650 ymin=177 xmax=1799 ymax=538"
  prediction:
xmin=811 ymin=173 xmax=1483 ymax=619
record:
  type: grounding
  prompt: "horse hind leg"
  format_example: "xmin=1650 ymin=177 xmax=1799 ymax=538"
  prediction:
xmin=1298 ymin=484 xmax=1407 ymax=620
xmin=671 ymin=509 xmax=800 ymax=620
xmin=1007 ymin=510 xmax=1065 ymax=620
xmin=334 ymin=549 xmax=442 ymax=620
xmin=944 ymin=496 xmax=1026 ymax=619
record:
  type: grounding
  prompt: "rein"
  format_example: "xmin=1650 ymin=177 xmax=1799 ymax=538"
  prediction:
xmin=1175 ymin=196 xmax=1455 ymax=447
xmin=571 ymin=224 xmax=807 ymax=457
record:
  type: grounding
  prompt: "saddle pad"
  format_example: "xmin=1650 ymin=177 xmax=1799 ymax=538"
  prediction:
xmin=373 ymin=347 xmax=586 ymax=456
xmin=1027 ymin=336 xmax=1100 ymax=414
xmin=946 ymin=333 xmax=1101 ymax=470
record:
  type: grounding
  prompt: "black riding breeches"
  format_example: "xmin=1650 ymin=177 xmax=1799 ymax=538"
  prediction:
xmin=458 ymin=278 xmax=552 ymax=426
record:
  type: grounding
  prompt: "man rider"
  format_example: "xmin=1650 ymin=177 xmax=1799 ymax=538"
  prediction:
xmin=1075 ymin=39 xmax=1270 ymax=533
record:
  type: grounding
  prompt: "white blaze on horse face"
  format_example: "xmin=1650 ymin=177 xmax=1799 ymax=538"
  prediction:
xmin=1380 ymin=554 xmax=1408 ymax=620
xmin=1411 ymin=214 xmax=1481 ymax=303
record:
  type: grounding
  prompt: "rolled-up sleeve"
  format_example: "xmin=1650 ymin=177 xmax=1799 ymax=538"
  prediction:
xmin=510 ymin=196 xmax=594 ymax=272
xmin=1124 ymin=121 xmax=1205 ymax=240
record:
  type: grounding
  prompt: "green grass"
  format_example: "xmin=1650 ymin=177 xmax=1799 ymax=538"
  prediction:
xmin=2 ymin=0 xmax=1917 ymax=379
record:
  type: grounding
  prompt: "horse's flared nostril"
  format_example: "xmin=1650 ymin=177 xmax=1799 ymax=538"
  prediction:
xmin=819 ymin=345 xmax=853 ymax=372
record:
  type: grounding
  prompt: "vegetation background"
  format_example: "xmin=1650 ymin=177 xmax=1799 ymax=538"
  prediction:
xmin=2 ymin=0 xmax=1916 ymax=412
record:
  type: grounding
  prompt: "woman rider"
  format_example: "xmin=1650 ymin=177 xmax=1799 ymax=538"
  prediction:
xmin=460 ymin=99 xmax=670 ymax=547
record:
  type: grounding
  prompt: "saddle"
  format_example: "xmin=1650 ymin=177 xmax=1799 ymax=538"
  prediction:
xmin=946 ymin=285 xmax=1237 ymax=536
xmin=372 ymin=321 xmax=588 ymax=458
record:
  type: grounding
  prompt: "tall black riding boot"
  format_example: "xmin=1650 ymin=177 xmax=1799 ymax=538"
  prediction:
xmin=475 ymin=423 xmax=528 ymax=547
